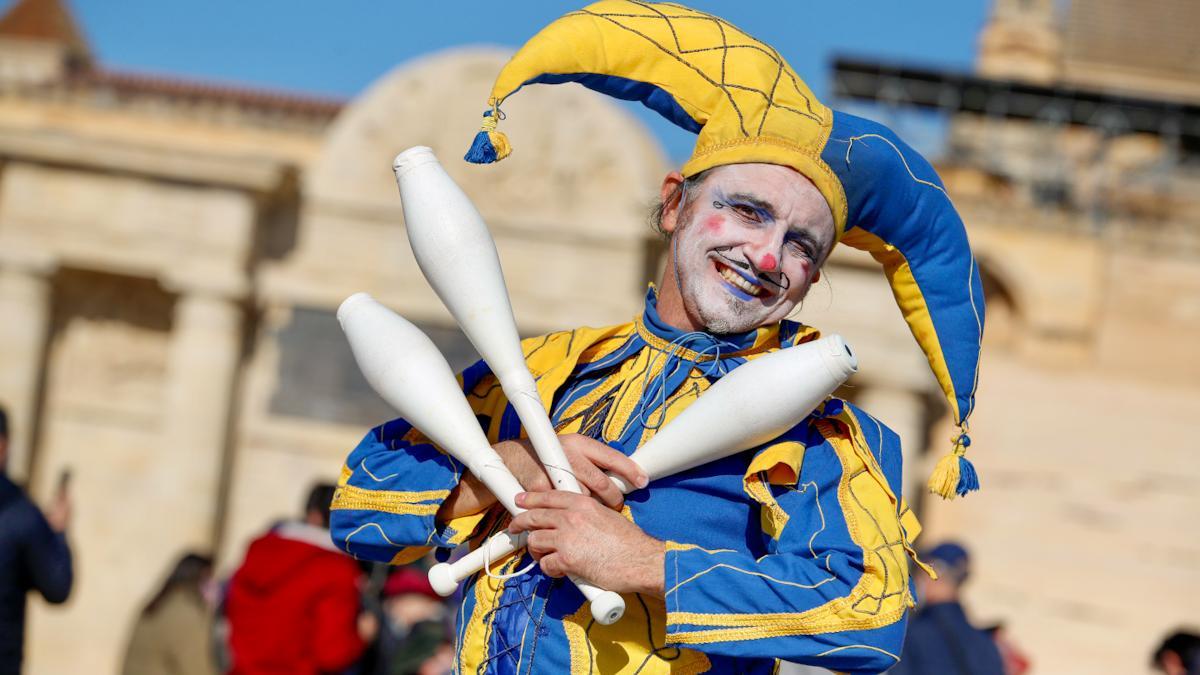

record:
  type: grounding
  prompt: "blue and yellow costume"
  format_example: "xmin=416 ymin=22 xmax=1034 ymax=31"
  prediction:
xmin=333 ymin=290 xmax=923 ymax=674
xmin=334 ymin=2 xmax=987 ymax=672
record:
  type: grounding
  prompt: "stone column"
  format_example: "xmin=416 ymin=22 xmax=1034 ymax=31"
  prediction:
xmin=857 ymin=385 xmax=930 ymax=508
xmin=161 ymin=286 xmax=244 ymax=548
xmin=0 ymin=256 xmax=55 ymax=482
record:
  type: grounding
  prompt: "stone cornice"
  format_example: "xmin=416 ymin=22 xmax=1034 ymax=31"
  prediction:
xmin=0 ymin=125 xmax=293 ymax=192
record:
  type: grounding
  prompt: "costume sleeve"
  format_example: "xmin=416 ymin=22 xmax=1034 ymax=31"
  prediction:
xmin=329 ymin=359 xmax=519 ymax=564
xmin=22 ymin=503 xmax=73 ymax=604
xmin=662 ymin=416 xmax=915 ymax=674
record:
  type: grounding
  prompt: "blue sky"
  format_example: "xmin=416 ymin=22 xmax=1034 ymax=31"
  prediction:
xmin=9 ymin=0 xmax=991 ymax=160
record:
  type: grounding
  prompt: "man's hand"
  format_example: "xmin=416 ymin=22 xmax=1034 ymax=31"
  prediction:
xmin=439 ymin=434 xmax=647 ymax=522
xmin=45 ymin=487 xmax=71 ymax=533
xmin=508 ymin=490 xmax=665 ymax=596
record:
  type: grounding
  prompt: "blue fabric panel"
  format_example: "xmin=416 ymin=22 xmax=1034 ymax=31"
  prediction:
xmin=661 ymin=432 xmax=907 ymax=671
xmin=332 ymin=423 xmax=466 ymax=560
xmin=519 ymin=72 xmax=704 ymax=134
xmin=822 ymin=111 xmax=985 ymax=421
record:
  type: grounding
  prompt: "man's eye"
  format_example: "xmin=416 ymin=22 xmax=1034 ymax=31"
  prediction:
xmin=732 ymin=204 xmax=760 ymax=221
xmin=786 ymin=240 xmax=814 ymax=260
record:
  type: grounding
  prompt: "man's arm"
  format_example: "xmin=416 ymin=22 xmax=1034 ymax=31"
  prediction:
xmin=329 ymin=358 xmax=647 ymax=565
xmin=22 ymin=498 xmax=73 ymax=604
xmin=657 ymin=421 xmax=913 ymax=674
xmin=329 ymin=359 xmax=500 ymax=564
xmin=329 ymin=419 xmax=491 ymax=565
xmin=509 ymin=418 xmax=916 ymax=674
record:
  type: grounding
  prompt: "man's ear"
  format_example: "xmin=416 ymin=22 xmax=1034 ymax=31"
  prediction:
xmin=659 ymin=171 xmax=686 ymax=234
xmin=812 ymin=269 xmax=821 ymax=284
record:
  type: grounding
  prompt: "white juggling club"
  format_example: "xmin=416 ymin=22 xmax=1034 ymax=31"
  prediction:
xmin=427 ymin=334 xmax=859 ymax=590
xmin=337 ymin=293 xmax=624 ymax=624
xmin=393 ymin=147 xmax=624 ymax=625
xmin=337 ymin=293 xmax=526 ymax=513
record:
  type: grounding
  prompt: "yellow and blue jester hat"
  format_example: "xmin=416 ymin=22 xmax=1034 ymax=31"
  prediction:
xmin=464 ymin=1 xmax=985 ymax=499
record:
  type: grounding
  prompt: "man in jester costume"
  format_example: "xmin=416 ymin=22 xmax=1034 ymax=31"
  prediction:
xmin=331 ymin=2 xmax=984 ymax=673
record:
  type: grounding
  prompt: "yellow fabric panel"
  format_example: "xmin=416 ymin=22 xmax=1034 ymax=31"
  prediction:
xmin=524 ymin=324 xmax=635 ymax=410
xmin=486 ymin=0 xmax=847 ymax=235
xmin=330 ymin=484 xmax=443 ymax=517
xmin=744 ymin=440 xmax=807 ymax=488
xmin=387 ymin=547 xmax=431 ymax=566
xmin=744 ymin=474 xmax=789 ymax=541
xmin=663 ymin=541 xmax=736 ymax=555
xmin=834 ymin=407 xmax=898 ymax=510
xmin=562 ymin=582 xmax=712 ymax=674
xmin=839 ymin=227 xmax=960 ymax=423
xmin=899 ymin=501 xmax=922 ymax=543
xmin=440 ymin=510 xmax=492 ymax=548
xmin=543 ymin=320 xmax=728 ymax=447
xmin=457 ymin=555 xmax=517 ymax=674
xmin=611 ymin=349 xmax=668 ymax=443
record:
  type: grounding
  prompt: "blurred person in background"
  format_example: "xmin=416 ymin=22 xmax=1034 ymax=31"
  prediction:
xmin=0 ymin=404 xmax=72 ymax=675
xmin=364 ymin=565 xmax=451 ymax=675
xmin=983 ymin=622 xmax=1031 ymax=675
xmin=1153 ymin=630 xmax=1200 ymax=675
xmin=122 ymin=552 xmax=218 ymax=675
xmin=889 ymin=541 xmax=1004 ymax=675
xmin=224 ymin=483 xmax=371 ymax=675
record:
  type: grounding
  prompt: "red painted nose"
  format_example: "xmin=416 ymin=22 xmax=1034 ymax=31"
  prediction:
xmin=757 ymin=252 xmax=778 ymax=272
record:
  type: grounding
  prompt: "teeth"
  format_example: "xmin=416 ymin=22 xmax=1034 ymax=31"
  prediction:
xmin=718 ymin=264 xmax=763 ymax=296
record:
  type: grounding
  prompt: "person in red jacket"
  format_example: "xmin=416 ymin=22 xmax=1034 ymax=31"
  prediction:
xmin=225 ymin=484 xmax=370 ymax=675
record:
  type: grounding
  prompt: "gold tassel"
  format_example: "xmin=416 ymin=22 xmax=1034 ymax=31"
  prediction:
xmin=927 ymin=448 xmax=963 ymax=500
xmin=927 ymin=428 xmax=979 ymax=500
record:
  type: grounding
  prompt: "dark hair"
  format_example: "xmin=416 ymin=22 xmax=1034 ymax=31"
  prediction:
xmin=1152 ymin=630 xmax=1200 ymax=672
xmin=0 ymin=404 xmax=8 ymax=438
xmin=305 ymin=483 xmax=337 ymax=527
xmin=143 ymin=552 xmax=213 ymax=616
xmin=648 ymin=169 xmax=712 ymax=237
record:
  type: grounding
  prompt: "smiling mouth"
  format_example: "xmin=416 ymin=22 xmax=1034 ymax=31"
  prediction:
xmin=713 ymin=259 xmax=770 ymax=298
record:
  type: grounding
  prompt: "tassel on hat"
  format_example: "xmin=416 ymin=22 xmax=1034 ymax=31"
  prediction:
xmin=464 ymin=105 xmax=511 ymax=164
xmin=927 ymin=428 xmax=979 ymax=500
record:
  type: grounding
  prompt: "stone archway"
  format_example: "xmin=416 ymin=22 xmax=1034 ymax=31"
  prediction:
xmin=272 ymin=47 xmax=670 ymax=330
xmin=976 ymin=255 xmax=1021 ymax=351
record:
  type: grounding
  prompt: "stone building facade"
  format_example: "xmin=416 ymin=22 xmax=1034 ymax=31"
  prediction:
xmin=0 ymin=0 xmax=1196 ymax=674
xmin=878 ymin=2 xmax=1200 ymax=674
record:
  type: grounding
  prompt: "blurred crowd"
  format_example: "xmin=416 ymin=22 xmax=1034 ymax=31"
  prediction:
xmin=121 ymin=483 xmax=455 ymax=675
xmin=2 ymin=403 xmax=1198 ymax=674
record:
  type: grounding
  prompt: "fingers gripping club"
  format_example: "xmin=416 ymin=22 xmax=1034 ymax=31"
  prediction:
xmin=429 ymin=335 xmax=860 ymax=594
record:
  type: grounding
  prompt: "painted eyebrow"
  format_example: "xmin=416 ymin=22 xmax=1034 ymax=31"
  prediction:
xmin=724 ymin=189 xmax=832 ymax=258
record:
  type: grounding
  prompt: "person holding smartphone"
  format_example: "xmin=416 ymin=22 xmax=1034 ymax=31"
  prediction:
xmin=0 ymin=405 xmax=73 ymax=675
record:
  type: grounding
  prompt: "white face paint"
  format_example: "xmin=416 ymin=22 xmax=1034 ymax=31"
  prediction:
xmin=662 ymin=163 xmax=835 ymax=335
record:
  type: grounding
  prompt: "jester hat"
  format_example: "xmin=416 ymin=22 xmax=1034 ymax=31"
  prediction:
xmin=463 ymin=1 xmax=985 ymax=499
